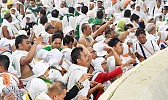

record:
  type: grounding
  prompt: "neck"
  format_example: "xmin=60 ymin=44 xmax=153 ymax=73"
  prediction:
xmin=47 ymin=93 xmax=53 ymax=99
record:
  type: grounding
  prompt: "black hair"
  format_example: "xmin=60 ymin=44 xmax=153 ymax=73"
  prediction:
xmin=135 ymin=27 xmax=146 ymax=37
xmin=71 ymin=47 xmax=83 ymax=64
xmin=108 ymin=37 xmax=121 ymax=47
xmin=52 ymin=33 xmax=63 ymax=42
xmin=0 ymin=55 xmax=10 ymax=70
xmin=124 ymin=23 xmax=134 ymax=31
xmin=15 ymin=35 xmax=28 ymax=49
xmin=4 ymin=13 xmax=12 ymax=20
xmin=130 ymin=13 xmax=140 ymax=21
xmin=51 ymin=9 xmax=59 ymax=18
xmin=105 ymin=28 xmax=115 ymax=35
xmin=40 ymin=9 xmax=46 ymax=16
xmin=81 ymin=6 xmax=88 ymax=14
xmin=69 ymin=7 xmax=75 ymax=14
xmin=40 ymin=16 xmax=48 ymax=25
xmin=92 ymin=24 xmax=100 ymax=31
xmin=55 ymin=30 xmax=64 ymax=39
xmin=63 ymin=35 xmax=74 ymax=45
xmin=124 ymin=9 xmax=131 ymax=18
xmin=97 ymin=10 xmax=104 ymax=19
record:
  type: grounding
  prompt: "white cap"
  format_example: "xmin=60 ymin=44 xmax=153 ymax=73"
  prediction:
xmin=63 ymin=26 xmax=74 ymax=36
xmin=74 ymin=4 xmax=82 ymax=8
xmin=32 ymin=60 xmax=50 ymax=77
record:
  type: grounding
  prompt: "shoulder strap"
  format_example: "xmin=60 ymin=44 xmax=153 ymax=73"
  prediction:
xmin=66 ymin=14 xmax=70 ymax=22
xmin=151 ymin=40 xmax=155 ymax=52
xmin=139 ymin=43 xmax=147 ymax=59
xmin=153 ymin=7 xmax=155 ymax=16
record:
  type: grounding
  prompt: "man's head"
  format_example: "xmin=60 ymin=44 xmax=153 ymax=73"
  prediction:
xmin=156 ymin=0 xmax=161 ymax=7
xmin=81 ymin=6 xmax=88 ymax=14
xmin=87 ymin=47 xmax=97 ymax=59
xmin=71 ymin=47 xmax=90 ymax=67
xmin=124 ymin=9 xmax=131 ymax=18
xmin=39 ymin=9 xmax=46 ymax=17
xmin=108 ymin=37 xmax=123 ymax=55
xmin=135 ymin=28 xmax=147 ymax=44
xmin=45 ymin=23 xmax=55 ymax=34
xmin=29 ymin=0 xmax=36 ymax=7
xmin=0 ymin=55 xmax=10 ymax=73
xmin=4 ymin=13 xmax=12 ymax=23
xmin=163 ymin=6 xmax=168 ymax=15
xmin=97 ymin=0 xmax=103 ymax=8
xmin=130 ymin=13 xmax=139 ymax=23
xmin=63 ymin=35 xmax=74 ymax=49
xmin=15 ymin=35 xmax=31 ymax=51
xmin=40 ymin=16 xmax=48 ymax=25
xmin=69 ymin=7 xmax=75 ymax=14
xmin=92 ymin=24 xmax=100 ymax=33
xmin=52 ymin=34 xmax=63 ymax=49
xmin=145 ymin=23 xmax=156 ymax=35
xmin=96 ymin=10 xmax=104 ymax=19
xmin=81 ymin=23 xmax=91 ymax=36
xmin=51 ymin=9 xmax=59 ymax=18
xmin=105 ymin=28 xmax=116 ymax=39
xmin=48 ymin=81 xmax=67 ymax=100
xmin=60 ymin=1 xmax=67 ymax=8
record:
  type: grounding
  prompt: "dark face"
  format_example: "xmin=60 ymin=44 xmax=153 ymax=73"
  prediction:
xmin=163 ymin=9 xmax=168 ymax=15
xmin=101 ymin=60 xmax=108 ymax=72
xmin=11 ymin=9 xmax=16 ymax=15
xmin=30 ymin=1 xmax=36 ymax=7
xmin=69 ymin=30 xmax=75 ymax=38
xmin=87 ymin=47 xmax=97 ymax=59
xmin=136 ymin=6 xmax=140 ymax=11
xmin=137 ymin=34 xmax=147 ymax=44
xmin=8 ymin=17 xmax=13 ymax=23
xmin=84 ymin=24 xmax=91 ymax=36
xmin=113 ymin=41 xmax=124 ymax=55
xmin=52 ymin=38 xmax=62 ymax=49
xmin=77 ymin=50 xmax=90 ymax=67
xmin=93 ymin=25 xmax=101 ymax=33
xmin=97 ymin=2 xmax=103 ymax=8
xmin=19 ymin=39 xmax=31 ymax=51
xmin=66 ymin=41 xmax=74 ymax=49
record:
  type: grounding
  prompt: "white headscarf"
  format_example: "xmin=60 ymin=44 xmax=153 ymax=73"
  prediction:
xmin=92 ymin=57 xmax=105 ymax=75
xmin=133 ymin=4 xmax=147 ymax=20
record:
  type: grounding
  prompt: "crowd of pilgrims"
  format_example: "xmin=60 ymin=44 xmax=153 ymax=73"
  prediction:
xmin=0 ymin=0 xmax=168 ymax=99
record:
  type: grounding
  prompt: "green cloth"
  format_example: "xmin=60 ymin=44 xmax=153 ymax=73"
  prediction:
xmin=43 ymin=45 xmax=63 ymax=51
xmin=0 ymin=15 xmax=3 ymax=24
xmin=43 ymin=45 xmax=52 ymax=51
xmin=116 ymin=20 xmax=126 ymax=34
xmin=92 ymin=18 xmax=102 ymax=25
xmin=88 ymin=18 xmax=102 ymax=25
xmin=40 ymin=78 xmax=53 ymax=84
xmin=75 ymin=11 xmax=80 ymax=16
xmin=59 ymin=16 xmax=63 ymax=20
xmin=88 ymin=18 xmax=94 ymax=24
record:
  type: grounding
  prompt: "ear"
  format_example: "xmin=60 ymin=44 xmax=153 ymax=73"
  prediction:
xmin=18 ymin=44 xmax=22 ymax=49
xmin=77 ymin=59 xmax=81 ymax=64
